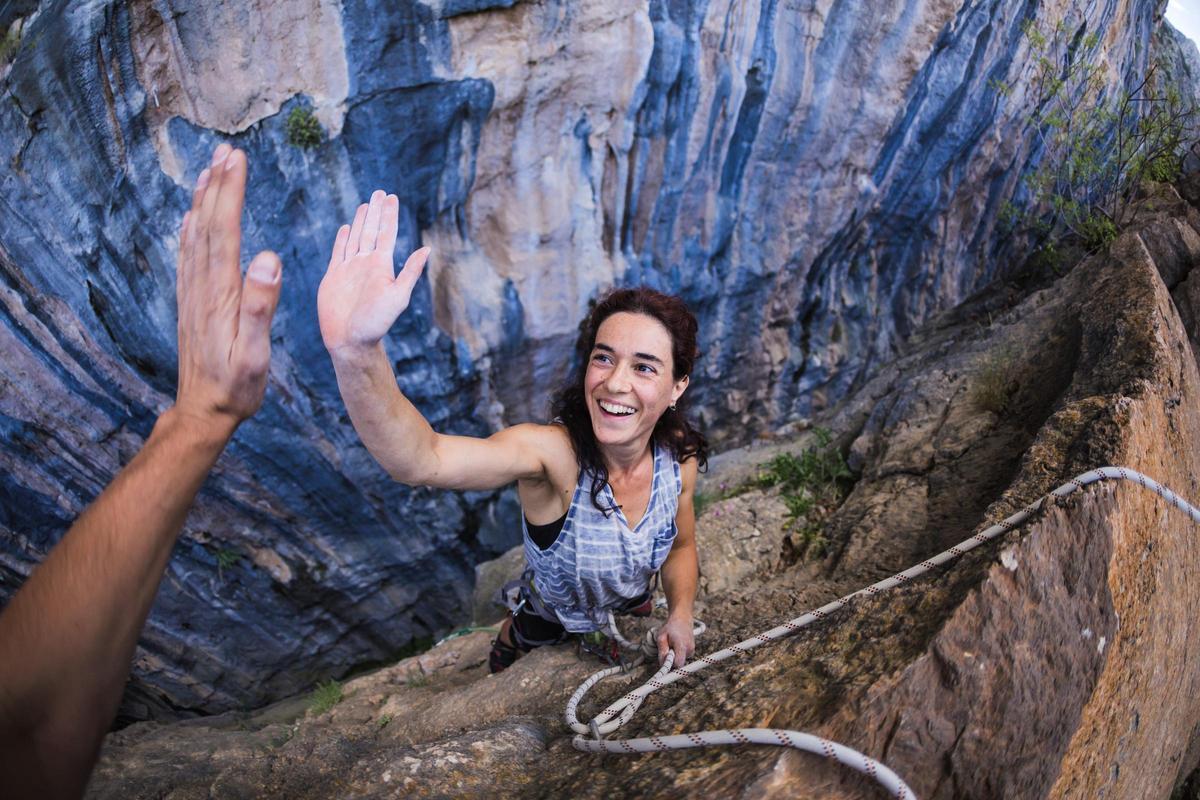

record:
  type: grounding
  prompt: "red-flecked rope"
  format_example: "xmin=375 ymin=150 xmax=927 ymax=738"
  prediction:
xmin=567 ymin=467 xmax=1200 ymax=799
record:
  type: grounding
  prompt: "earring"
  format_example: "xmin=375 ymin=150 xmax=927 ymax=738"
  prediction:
xmin=669 ymin=402 xmax=677 ymax=411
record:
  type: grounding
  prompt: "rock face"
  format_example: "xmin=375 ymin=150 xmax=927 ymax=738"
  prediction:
xmin=86 ymin=185 xmax=1200 ymax=798
xmin=0 ymin=0 xmax=1191 ymax=720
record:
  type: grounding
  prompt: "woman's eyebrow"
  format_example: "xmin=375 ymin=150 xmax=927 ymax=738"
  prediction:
xmin=594 ymin=342 xmax=665 ymax=365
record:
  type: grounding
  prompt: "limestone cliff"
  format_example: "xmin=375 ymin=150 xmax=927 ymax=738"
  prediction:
xmin=0 ymin=0 xmax=1190 ymax=722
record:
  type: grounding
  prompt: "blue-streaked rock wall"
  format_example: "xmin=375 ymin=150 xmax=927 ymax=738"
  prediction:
xmin=0 ymin=0 xmax=1181 ymax=719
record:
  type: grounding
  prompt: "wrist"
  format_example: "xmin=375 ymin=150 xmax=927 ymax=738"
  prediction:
xmin=156 ymin=406 xmax=237 ymax=455
xmin=326 ymin=340 xmax=386 ymax=368
xmin=667 ymin=607 xmax=694 ymax=623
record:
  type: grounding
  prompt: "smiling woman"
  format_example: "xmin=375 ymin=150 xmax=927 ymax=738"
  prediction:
xmin=317 ymin=191 xmax=708 ymax=676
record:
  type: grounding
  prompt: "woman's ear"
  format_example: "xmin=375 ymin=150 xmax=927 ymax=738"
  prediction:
xmin=671 ymin=374 xmax=690 ymax=405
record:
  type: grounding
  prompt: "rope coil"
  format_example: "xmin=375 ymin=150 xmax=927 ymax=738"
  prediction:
xmin=566 ymin=467 xmax=1200 ymax=799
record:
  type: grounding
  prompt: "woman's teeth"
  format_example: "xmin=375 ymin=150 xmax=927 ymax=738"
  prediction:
xmin=599 ymin=400 xmax=636 ymax=416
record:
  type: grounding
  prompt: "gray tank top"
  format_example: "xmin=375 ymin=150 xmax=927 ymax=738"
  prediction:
xmin=522 ymin=441 xmax=682 ymax=632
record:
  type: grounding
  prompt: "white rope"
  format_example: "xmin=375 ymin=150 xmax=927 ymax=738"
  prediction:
xmin=567 ymin=467 xmax=1200 ymax=799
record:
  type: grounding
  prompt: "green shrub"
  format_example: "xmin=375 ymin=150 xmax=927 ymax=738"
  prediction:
xmin=970 ymin=348 xmax=1018 ymax=415
xmin=698 ymin=429 xmax=854 ymax=560
xmin=1077 ymin=213 xmax=1117 ymax=251
xmin=754 ymin=428 xmax=853 ymax=493
xmin=754 ymin=428 xmax=853 ymax=557
xmin=285 ymin=106 xmax=324 ymax=149
xmin=1029 ymin=241 xmax=1064 ymax=273
xmin=308 ymin=679 xmax=343 ymax=715
xmin=1004 ymin=19 xmax=1199 ymax=257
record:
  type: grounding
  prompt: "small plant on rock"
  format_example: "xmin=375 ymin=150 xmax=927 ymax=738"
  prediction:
xmin=308 ymin=679 xmax=343 ymax=715
xmin=970 ymin=347 xmax=1019 ymax=415
xmin=286 ymin=106 xmax=324 ymax=149
xmin=754 ymin=428 xmax=854 ymax=559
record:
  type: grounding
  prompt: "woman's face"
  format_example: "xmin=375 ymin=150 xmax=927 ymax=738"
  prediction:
xmin=583 ymin=311 xmax=689 ymax=451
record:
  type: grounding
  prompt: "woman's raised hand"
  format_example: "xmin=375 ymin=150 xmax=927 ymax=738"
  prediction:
xmin=318 ymin=190 xmax=430 ymax=353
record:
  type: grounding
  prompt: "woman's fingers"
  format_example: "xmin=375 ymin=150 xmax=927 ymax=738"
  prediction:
xmin=361 ymin=190 xmax=386 ymax=254
xmin=347 ymin=202 xmax=368 ymax=257
xmin=376 ymin=194 xmax=400 ymax=261
xmin=394 ymin=246 xmax=430 ymax=297
xmin=329 ymin=224 xmax=351 ymax=270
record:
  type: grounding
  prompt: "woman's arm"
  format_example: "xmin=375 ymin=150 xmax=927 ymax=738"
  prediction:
xmin=656 ymin=457 xmax=700 ymax=667
xmin=318 ymin=191 xmax=556 ymax=491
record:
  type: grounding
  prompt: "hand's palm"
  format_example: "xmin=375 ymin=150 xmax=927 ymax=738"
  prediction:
xmin=318 ymin=191 xmax=429 ymax=350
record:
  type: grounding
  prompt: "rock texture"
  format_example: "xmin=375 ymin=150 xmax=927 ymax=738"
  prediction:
xmin=0 ymin=0 xmax=1192 ymax=720
xmin=86 ymin=185 xmax=1200 ymax=798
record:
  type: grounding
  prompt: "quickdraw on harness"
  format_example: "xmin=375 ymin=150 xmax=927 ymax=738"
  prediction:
xmin=566 ymin=467 xmax=1200 ymax=800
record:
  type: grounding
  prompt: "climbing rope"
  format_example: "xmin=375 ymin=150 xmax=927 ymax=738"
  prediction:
xmin=567 ymin=467 xmax=1200 ymax=799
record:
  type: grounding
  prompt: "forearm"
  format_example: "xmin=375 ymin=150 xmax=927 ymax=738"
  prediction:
xmin=0 ymin=407 xmax=232 ymax=797
xmin=660 ymin=543 xmax=698 ymax=620
xmin=328 ymin=343 xmax=438 ymax=483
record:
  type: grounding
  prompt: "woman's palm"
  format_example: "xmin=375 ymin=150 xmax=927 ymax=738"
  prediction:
xmin=318 ymin=190 xmax=429 ymax=351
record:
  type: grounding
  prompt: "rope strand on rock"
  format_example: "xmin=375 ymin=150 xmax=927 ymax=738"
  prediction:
xmin=567 ymin=467 xmax=1200 ymax=800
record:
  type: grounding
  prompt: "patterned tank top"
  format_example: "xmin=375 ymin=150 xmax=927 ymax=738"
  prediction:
xmin=523 ymin=441 xmax=682 ymax=632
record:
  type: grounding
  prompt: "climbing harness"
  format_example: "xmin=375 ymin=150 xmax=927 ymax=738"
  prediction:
xmin=566 ymin=467 xmax=1200 ymax=799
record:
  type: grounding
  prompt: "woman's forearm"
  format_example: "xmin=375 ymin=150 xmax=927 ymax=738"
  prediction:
xmin=328 ymin=342 xmax=438 ymax=483
xmin=661 ymin=542 xmax=698 ymax=619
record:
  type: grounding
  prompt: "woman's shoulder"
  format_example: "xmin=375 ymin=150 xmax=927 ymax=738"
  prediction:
xmin=505 ymin=421 xmax=577 ymax=479
xmin=504 ymin=421 xmax=573 ymax=453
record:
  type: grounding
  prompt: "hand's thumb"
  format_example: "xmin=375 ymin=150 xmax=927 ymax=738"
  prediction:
xmin=235 ymin=251 xmax=282 ymax=375
xmin=656 ymin=629 xmax=669 ymax=663
xmin=394 ymin=246 xmax=430 ymax=294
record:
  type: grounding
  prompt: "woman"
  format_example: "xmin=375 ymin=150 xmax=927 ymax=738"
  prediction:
xmin=317 ymin=190 xmax=706 ymax=673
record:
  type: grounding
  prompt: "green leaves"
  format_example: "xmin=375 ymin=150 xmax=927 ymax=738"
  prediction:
xmin=1006 ymin=17 xmax=1198 ymax=261
xmin=285 ymin=106 xmax=324 ymax=150
xmin=308 ymin=679 xmax=343 ymax=715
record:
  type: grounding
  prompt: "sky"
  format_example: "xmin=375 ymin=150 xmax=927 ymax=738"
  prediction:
xmin=1167 ymin=0 xmax=1200 ymax=47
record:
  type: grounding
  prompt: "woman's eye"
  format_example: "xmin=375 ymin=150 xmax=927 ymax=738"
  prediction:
xmin=592 ymin=353 xmax=611 ymax=364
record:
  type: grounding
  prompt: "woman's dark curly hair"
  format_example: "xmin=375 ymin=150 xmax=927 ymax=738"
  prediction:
xmin=551 ymin=287 xmax=708 ymax=513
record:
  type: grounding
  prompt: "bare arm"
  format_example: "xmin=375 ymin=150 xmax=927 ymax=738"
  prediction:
xmin=0 ymin=144 xmax=281 ymax=799
xmin=656 ymin=457 xmax=700 ymax=667
xmin=319 ymin=192 xmax=555 ymax=491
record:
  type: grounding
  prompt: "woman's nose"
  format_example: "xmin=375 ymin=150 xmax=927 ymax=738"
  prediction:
xmin=604 ymin=365 xmax=633 ymax=393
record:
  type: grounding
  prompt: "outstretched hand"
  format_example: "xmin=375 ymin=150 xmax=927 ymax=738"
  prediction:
xmin=318 ymin=189 xmax=430 ymax=353
xmin=176 ymin=144 xmax=282 ymax=435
